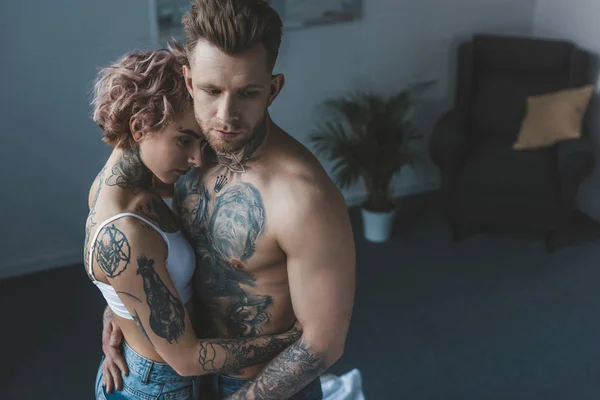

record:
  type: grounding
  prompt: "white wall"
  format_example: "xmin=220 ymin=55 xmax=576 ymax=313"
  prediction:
xmin=533 ymin=0 xmax=600 ymax=222
xmin=0 ymin=0 xmax=536 ymax=278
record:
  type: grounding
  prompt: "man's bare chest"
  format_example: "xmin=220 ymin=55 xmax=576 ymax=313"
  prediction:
xmin=176 ymin=166 xmax=283 ymax=273
xmin=176 ymin=165 xmax=291 ymax=337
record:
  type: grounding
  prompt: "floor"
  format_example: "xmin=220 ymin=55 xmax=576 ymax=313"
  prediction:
xmin=3 ymin=192 xmax=600 ymax=399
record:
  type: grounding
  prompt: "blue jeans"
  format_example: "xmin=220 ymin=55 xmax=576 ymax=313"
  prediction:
xmin=95 ymin=341 xmax=197 ymax=400
xmin=200 ymin=373 xmax=323 ymax=400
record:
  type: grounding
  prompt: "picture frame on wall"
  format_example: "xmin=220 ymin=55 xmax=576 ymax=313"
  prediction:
xmin=153 ymin=0 xmax=363 ymax=46
xmin=269 ymin=0 xmax=362 ymax=30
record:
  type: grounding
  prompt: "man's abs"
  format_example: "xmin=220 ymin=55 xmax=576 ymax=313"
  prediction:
xmin=175 ymin=146 xmax=305 ymax=378
xmin=193 ymin=270 xmax=296 ymax=378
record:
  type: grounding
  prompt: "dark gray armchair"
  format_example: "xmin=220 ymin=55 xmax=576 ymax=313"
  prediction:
xmin=430 ymin=34 xmax=595 ymax=251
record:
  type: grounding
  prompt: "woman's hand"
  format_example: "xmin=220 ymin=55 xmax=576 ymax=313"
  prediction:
xmin=101 ymin=308 xmax=128 ymax=393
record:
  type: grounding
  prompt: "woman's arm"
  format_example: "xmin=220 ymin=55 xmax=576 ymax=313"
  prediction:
xmin=96 ymin=217 xmax=299 ymax=377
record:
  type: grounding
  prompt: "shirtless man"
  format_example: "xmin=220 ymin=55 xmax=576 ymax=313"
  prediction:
xmin=103 ymin=1 xmax=356 ymax=398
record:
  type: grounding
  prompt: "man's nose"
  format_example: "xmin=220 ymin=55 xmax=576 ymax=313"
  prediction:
xmin=216 ymin=93 xmax=239 ymax=125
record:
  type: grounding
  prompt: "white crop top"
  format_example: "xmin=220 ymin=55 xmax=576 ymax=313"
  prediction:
xmin=88 ymin=213 xmax=195 ymax=320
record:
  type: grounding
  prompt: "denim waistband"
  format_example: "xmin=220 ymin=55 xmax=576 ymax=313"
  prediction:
xmin=218 ymin=373 xmax=251 ymax=385
xmin=122 ymin=341 xmax=194 ymax=384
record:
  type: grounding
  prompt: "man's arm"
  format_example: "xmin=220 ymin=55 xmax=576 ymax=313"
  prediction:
xmin=230 ymin=180 xmax=356 ymax=399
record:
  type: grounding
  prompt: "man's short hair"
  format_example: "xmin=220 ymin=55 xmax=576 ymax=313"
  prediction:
xmin=182 ymin=0 xmax=283 ymax=71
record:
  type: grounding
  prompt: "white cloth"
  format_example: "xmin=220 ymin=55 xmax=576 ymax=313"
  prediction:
xmin=321 ymin=369 xmax=365 ymax=400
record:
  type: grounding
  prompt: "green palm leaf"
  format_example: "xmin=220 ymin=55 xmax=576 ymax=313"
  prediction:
xmin=310 ymin=80 xmax=435 ymax=210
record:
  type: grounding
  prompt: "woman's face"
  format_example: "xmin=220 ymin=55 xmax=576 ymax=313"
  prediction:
xmin=137 ymin=110 xmax=203 ymax=184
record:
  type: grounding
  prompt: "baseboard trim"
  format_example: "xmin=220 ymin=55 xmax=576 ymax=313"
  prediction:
xmin=344 ymin=179 xmax=440 ymax=207
xmin=0 ymin=249 xmax=82 ymax=280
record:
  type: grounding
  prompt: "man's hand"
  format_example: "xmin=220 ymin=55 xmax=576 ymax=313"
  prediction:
xmin=227 ymin=337 xmax=327 ymax=400
xmin=101 ymin=307 xmax=128 ymax=393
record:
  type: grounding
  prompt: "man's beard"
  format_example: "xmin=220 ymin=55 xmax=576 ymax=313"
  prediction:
xmin=197 ymin=113 xmax=266 ymax=154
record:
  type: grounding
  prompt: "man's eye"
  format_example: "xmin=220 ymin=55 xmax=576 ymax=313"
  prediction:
xmin=204 ymin=89 xmax=220 ymax=96
xmin=240 ymin=90 xmax=259 ymax=98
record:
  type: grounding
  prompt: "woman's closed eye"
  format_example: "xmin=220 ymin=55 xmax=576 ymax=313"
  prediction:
xmin=178 ymin=137 xmax=193 ymax=147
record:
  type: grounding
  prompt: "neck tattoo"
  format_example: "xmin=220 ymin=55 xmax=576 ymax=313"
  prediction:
xmin=106 ymin=147 xmax=154 ymax=193
xmin=215 ymin=118 xmax=267 ymax=179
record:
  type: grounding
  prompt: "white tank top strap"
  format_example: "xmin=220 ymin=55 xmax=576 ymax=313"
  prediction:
xmin=88 ymin=212 xmax=170 ymax=280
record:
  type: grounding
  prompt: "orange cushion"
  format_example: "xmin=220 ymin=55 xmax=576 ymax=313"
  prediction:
xmin=513 ymin=85 xmax=594 ymax=150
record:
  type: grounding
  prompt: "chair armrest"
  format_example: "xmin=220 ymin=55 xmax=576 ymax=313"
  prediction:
xmin=557 ymin=137 xmax=595 ymax=203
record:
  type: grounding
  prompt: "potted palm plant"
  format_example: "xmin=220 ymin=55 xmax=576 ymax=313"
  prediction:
xmin=310 ymin=81 xmax=434 ymax=242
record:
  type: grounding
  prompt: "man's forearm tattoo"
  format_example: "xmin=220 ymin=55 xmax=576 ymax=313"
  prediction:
xmin=95 ymin=224 xmax=131 ymax=278
xmin=137 ymin=255 xmax=186 ymax=343
xmin=232 ymin=338 xmax=328 ymax=399
xmin=197 ymin=326 xmax=302 ymax=375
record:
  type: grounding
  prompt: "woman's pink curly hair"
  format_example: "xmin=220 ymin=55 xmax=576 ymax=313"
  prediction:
xmin=91 ymin=42 xmax=192 ymax=149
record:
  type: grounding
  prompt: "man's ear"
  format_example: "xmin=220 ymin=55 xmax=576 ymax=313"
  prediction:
xmin=183 ymin=65 xmax=194 ymax=97
xmin=129 ymin=117 xmax=144 ymax=143
xmin=267 ymin=73 xmax=285 ymax=107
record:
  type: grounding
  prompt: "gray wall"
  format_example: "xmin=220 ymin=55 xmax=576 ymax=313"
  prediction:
xmin=0 ymin=0 xmax=536 ymax=278
xmin=0 ymin=0 xmax=157 ymax=277
xmin=533 ymin=0 xmax=600 ymax=222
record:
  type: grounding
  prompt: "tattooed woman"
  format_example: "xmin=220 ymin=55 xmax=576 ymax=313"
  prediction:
xmin=85 ymin=43 xmax=301 ymax=400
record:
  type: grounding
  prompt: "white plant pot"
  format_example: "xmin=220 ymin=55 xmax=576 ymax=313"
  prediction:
xmin=361 ymin=207 xmax=396 ymax=242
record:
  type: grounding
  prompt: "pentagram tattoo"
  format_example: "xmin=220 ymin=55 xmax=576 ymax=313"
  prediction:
xmin=95 ymin=224 xmax=131 ymax=278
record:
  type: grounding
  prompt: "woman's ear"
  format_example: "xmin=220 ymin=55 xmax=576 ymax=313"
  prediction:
xmin=129 ymin=117 xmax=144 ymax=143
